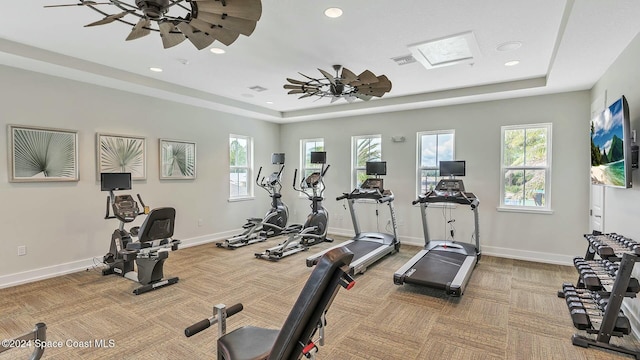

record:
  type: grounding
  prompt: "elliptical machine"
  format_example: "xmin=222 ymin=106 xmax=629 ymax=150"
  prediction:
xmin=101 ymin=173 xmax=180 ymax=295
xmin=255 ymin=151 xmax=332 ymax=261
xmin=217 ymin=153 xmax=288 ymax=249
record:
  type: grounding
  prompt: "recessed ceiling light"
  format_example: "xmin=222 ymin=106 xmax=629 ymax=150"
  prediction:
xmin=324 ymin=7 xmax=343 ymax=18
xmin=149 ymin=67 xmax=163 ymax=72
xmin=266 ymin=101 xmax=274 ymax=104
xmin=210 ymin=47 xmax=226 ymax=54
xmin=496 ymin=41 xmax=522 ymax=51
xmin=504 ymin=60 xmax=520 ymax=67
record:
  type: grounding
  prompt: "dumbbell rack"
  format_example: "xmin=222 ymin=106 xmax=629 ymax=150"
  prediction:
xmin=558 ymin=233 xmax=640 ymax=359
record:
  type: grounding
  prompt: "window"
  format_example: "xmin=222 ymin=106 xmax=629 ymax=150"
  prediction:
xmin=417 ymin=130 xmax=455 ymax=194
xmin=500 ymin=123 xmax=552 ymax=211
xmin=301 ymin=138 xmax=325 ymax=179
xmin=352 ymin=135 xmax=382 ymax=188
xmin=229 ymin=134 xmax=253 ymax=199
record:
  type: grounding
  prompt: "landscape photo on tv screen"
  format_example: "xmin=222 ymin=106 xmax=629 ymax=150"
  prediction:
xmin=590 ymin=96 xmax=630 ymax=188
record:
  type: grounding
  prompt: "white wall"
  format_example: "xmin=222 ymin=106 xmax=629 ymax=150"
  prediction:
xmin=0 ymin=65 xmax=280 ymax=286
xmin=280 ymin=91 xmax=591 ymax=264
xmin=591 ymin=32 xmax=640 ymax=338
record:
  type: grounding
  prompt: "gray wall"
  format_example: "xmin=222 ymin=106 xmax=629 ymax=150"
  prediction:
xmin=591 ymin=32 xmax=640 ymax=337
xmin=280 ymin=92 xmax=591 ymax=264
xmin=0 ymin=65 xmax=280 ymax=284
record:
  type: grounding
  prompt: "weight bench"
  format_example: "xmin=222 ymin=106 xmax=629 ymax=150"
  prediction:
xmin=0 ymin=323 xmax=46 ymax=360
xmin=185 ymin=246 xmax=355 ymax=360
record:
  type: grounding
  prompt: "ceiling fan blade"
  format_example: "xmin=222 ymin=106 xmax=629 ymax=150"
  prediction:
xmin=84 ymin=11 xmax=129 ymax=27
xmin=176 ymin=22 xmax=215 ymax=50
xmin=354 ymin=93 xmax=373 ymax=101
xmin=299 ymin=92 xmax=317 ymax=99
xmin=345 ymin=95 xmax=357 ymax=103
xmin=189 ymin=18 xmax=240 ymax=46
xmin=44 ymin=1 xmax=109 ymax=8
xmin=193 ymin=0 xmax=262 ymax=21
xmin=195 ymin=12 xmax=257 ymax=36
xmin=158 ymin=21 xmax=186 ymax=49
xmin=288 ymin=89 xmax=305 ymax=95
xmin=318 ymin=68 xmax=336 ymax=85
xmin=351 ymin=70 xmax=379 ymax=86
xmin=357 ymin=88 xmax=388 ymax=97
xmin=298 ymin=72 xmax=323 ymax=83
xmin=341 ymin=67 xmax=358 ymax=84
xmin=284 ymin=84 xmax=303 ymax=90
xmin=126 ymin=18 xmax=151 ymax=41
xmin=286 ymin=78 xmax=307 ymax=85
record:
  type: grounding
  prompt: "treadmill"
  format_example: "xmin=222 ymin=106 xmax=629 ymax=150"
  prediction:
xmin=306 ymin=161 xmax=400 ymax=275
xmin=394 ymin=165 xmax=480 ymax=296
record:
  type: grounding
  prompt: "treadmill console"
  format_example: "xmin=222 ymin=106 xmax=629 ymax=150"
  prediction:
xmin=361 ymin=178 xmax=384 ymax=192
xmin=435 ymin=179 xmax=465 ymax=195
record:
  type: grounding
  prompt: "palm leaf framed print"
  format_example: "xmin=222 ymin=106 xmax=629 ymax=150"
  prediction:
xmin=8 ymin=125 xmax=79 ymax=182
xmin=97 ymin=133 xmax=146 ymax=180
xmin=159 ymin=139 xmax=196 ymax=180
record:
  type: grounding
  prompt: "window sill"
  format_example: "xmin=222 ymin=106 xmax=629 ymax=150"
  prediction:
xmin=496 ymin=206 xmax=553 ymax=215
xmin=228 ymin=196 xmax=256 ymax=202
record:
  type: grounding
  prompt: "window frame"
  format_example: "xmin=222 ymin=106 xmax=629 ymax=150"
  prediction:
xmin=228 ymin=134 xmax=254 ymax=201
xmin=351 ymin=134 xmax=382 ymax=189
xmin=499 ymin=123 xmax=553 ymax=213
xmin=416 ymin=129 xmax=455 ymax=196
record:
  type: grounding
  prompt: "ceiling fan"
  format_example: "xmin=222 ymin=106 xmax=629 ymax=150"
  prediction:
xmin=45 ymin=0 xmax=262 ymax=50
xmin=284 ymin=65 xmax=392 ymax=103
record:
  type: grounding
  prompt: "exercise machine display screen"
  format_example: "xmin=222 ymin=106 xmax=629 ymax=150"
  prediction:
xmin=271 ymin=153 xmax=285 ymax=164
xmin=366 ymin=161 xmax=387 ymax=176
xmin=310 ymin=151 xmax=326 ymax=164
xmin=101 ymin=173 xmax=132 ymax=191
xmin=439 ymin=160 xmax=465 ymax=177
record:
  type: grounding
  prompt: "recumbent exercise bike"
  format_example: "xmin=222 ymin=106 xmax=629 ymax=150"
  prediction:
xmin=101 ymin=173 xmax=180 ymax=295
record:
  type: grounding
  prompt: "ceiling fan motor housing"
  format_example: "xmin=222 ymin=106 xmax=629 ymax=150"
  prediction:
xmin=135 ymin=0 xmax=170 ymax=19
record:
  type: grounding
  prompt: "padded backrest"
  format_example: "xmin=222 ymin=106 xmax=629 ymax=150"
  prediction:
xmin=268 ymin=247 xmax=354 ymax=360
xmin=137 ymin=207 xmax=176 ymax=243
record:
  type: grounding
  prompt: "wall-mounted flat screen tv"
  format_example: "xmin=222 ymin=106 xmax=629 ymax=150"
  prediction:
xmin=590 ymin=95 xmax=632 ymax=188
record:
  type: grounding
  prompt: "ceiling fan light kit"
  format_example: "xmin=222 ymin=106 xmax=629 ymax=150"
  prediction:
xmin=46 ymin=0 xmax=263 ymax=50
xmin=284 ymin=65 xmax=392 ymax=103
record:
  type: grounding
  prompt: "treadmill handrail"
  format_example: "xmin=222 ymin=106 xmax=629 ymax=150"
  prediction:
xmin=413 ymin=192 xmax=479 ymax=207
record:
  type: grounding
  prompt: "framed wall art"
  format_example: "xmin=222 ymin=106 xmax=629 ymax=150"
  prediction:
xmin=159 ymin=139 xmax=196 ymax=180
xmin=8 ymin=124 xmax=79 ymax=182
xmin=97 ymin=133 xmax=146 ymax=180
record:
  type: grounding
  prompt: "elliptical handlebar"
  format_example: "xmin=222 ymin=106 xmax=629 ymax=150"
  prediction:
xmin=256 ymin=166 xmax=263 ymax=186
xmin=256 ymin=164 xmax=285 ymax=196
xmin=293 ymin=163 xmax=329 ymax=199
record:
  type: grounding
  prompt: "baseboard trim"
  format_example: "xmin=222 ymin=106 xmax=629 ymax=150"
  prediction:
xmin=0 ymin=229 xmax=242 ymax=290
xmin=480 ymin=245 xmax=574 ymax=265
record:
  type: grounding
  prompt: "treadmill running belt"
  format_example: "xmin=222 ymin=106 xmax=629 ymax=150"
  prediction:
xmin=404 ymin=250 xmax=467 ymax=288
xmin=344 ymin=241 xmax=385 ymax=263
